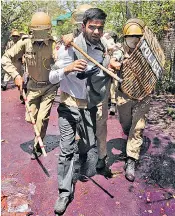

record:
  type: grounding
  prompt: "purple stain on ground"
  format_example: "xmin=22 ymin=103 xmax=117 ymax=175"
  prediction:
xmin=1 ymin=88 xmax=175 ymax=216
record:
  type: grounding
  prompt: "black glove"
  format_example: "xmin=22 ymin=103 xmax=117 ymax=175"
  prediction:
xmin=76 ymin=65 xmax=100 ymax=80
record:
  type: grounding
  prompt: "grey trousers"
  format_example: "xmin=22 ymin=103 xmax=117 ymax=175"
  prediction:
xmin=57 ymin=103 xmax=97 ymax=198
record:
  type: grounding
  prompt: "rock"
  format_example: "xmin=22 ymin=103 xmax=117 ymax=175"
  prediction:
xmin=7 ymin=193 xmax=31 ymax=213
xmin=1 ymin=178 xmax=33 ymax=215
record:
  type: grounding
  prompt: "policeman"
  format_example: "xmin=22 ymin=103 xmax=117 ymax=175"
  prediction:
xmin=110 ymin=18 xmax=151 ymax=182
xmin=101 ymin=32 xmax=118 ymax=116
xmin=2 ymin=12 xmax=58 ymax=159
xmin=1 ymin=29 xmax=21 ymax=91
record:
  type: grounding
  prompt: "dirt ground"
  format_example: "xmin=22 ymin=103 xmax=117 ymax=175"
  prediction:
xmin=1 ymin=85 xmax=175 ymax=216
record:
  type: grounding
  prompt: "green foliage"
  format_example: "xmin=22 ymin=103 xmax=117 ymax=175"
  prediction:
xmin=1 ymin=0 xmax=63 ymax=52
xmin=94 ymin=0 xmax=175 ymax=39
xmin=155 ymin=59 xmax=175 ymax=94
xmin=1 ymin=0 xmax=175 ymax=87
xmin=1 ymin=0 xmax=36 ymax=33
xmin=52 ymin=0 xmax=93 ymax=36
xmin=167 ymin=107 xmax=175 ymax=120
xmin=53 ymin=20 xmax=74 ymax=37
xmin=33 ymin=0 xmax=64 ymax=19
xmin=2 ymin=0 xmax=174 ymax=40
xmin=156 ymin=61 xmax=171 ymax=94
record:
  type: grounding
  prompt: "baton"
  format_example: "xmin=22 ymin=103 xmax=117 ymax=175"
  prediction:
xmin=71 ymin=42 xmax=123 ymax=83
xmin=22 ymin=90 xmax=47 ymax=157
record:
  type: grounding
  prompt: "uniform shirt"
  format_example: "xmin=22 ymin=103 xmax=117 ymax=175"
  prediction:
xmin=112 ymin=42 xmax=130 ymax=62
xmin=4 ymin=40 xmax=22 ymax=72
xmin=1 ymin=38 xmax=55 ymax=81
xmin=101 ymin=33 xmax=116 ymax=51
xmin=5 ymin=40 xmax=15 ymax=51
xmin=49 ymin=38 xmax=104 ymax=100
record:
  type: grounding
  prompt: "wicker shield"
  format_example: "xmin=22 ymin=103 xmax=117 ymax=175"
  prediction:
xmin=121 ymin=26 xmax=165 ymax=100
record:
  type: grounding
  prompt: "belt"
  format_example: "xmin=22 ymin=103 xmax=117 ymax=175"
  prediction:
xmin=29 ymin=76 xmax=50 ymax=86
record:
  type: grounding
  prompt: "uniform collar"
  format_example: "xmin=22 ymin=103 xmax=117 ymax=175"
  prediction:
xmin=86 ymin=40 xmax=104 ymax=51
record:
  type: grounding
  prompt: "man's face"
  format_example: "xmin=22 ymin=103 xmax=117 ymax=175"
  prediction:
xmin=83 ymin=19 xmax=105 ymax=45
xmin=12 ymin=36 xmax=20 ymax=43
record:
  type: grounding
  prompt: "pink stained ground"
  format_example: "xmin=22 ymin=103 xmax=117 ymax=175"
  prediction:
xmin=1 ymin=86 xmax=175 ymax=216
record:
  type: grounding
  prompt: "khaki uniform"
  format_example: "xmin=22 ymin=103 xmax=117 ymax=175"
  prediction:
xmin=96 ymin=80 xmax=111 ymax=159
xmin=94 ymin=34 xmax=117 ymax=160
xmin=109 ymin=42 xmax=123 ymax=105
xmin=3 ymin=40 xmax=22 ymax=82
xmin=113 ymin=45 xmax=151 ymax=160
xmin=110 ymin=78 xmax=118 ymax=104
xmin=116 ymin=91 xmax=151 ymax=160
xmin=1 ymin=38 xmax=58 ymax=146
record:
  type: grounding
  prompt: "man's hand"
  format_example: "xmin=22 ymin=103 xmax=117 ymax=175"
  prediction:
xmin=62 ymin=33 xmax=74 ymax=47
xmin=122 ymin=58 xmax=128 ymax=65
xmin=14 ymin=75 xmax=23 ymax=91
xmin=64 ymin=59 xmax=87 ymax=74
xmin=76 ymin=65 xmax=100 ymax=80
xmin=109 ymin=58 xmax=122 ymax=70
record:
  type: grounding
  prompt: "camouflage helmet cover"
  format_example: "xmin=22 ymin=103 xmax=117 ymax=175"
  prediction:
xmin=71 ymin=4 xmax=94 ymax=24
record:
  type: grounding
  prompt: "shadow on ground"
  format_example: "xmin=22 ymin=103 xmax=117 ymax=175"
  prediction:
xmin=20 ymin=134 xmax=60 ymax=155
xmin=106 ymin=137 xmax=151 ymax=166
xmin=106 ymin=135 xmax=175 ymax=190
xmin=138 ymin=139 xmax=175 ymax=189
xmin=75 ymin=137 xmax=152 ymax=181
xmin=20 ymin=134 xmax=175 ymax=189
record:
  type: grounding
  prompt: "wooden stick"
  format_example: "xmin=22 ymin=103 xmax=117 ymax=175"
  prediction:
xmin=71 ymin=42 xmax=123 ymax=83
xmin=22 ymin=90 xmax=47 ymax=157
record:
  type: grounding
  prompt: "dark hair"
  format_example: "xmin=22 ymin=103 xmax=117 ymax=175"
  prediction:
xmin=83 ymin=8 xmax=107 ymax=25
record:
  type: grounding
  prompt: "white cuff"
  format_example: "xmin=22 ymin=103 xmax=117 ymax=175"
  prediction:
xmin=49 ymin=68 xmax=65 ymax=84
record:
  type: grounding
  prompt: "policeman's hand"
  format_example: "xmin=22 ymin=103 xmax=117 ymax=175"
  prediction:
xmin=107 ymin=66 xmax=115 ymax=73
xmin=62 ymin=33 xmax=74 ymax=47
xmin=109 ymin=58 xmax=122 ymax=70
xmin=76 ymin=65 xmax=100 ymax=80
xmin=64 ymin=59 xmax=87 ymax=74
xmin=14 ymin=75 xmax=23 ymax=91
xmin=122 ymin=58 xmax=128 ymax=65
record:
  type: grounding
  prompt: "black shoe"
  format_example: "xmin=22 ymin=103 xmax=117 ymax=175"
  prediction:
xmin=1 ymin=82 xmax=7 ymax=91
xmin=20 ymin=94 xmax=25 ymax=104
xmin=54 ymin=196 xmax=70 ymax=215
xmin=125 ymin=157 xmax=136 ymax=182
xmin=79 ymin=153 xmax=88 ymax=181
xmin=109 ymin=103 xmax=116 ymax=116
xmin=31 ymin=145 xmax=42 ymax=160
xmin=96 ymin=155 xmax=107 ymax=169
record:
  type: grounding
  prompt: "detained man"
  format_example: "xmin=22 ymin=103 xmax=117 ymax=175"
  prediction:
xmin=49 ymin=8 xmax=110 ymax=215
